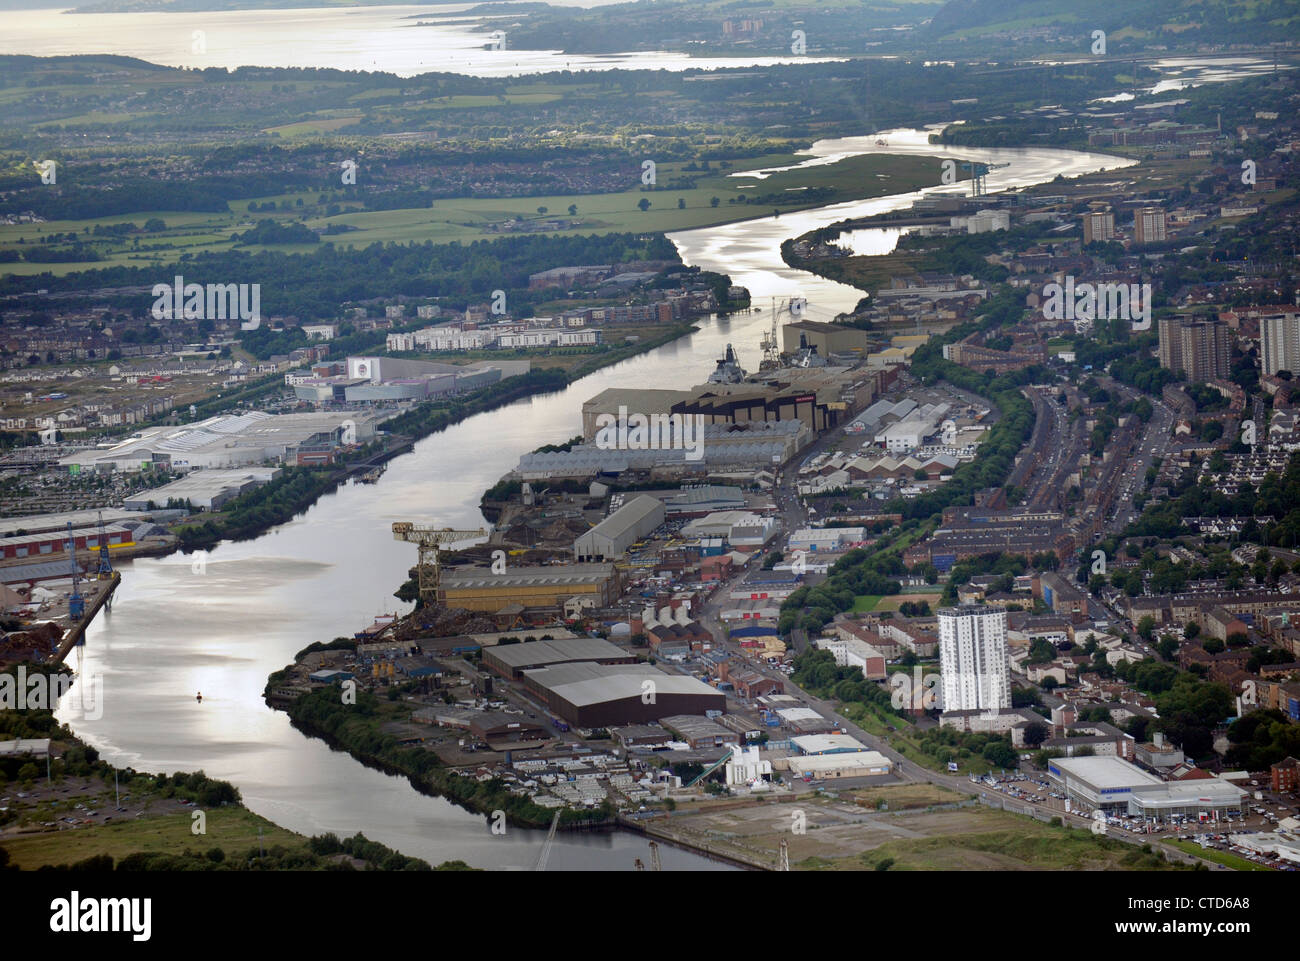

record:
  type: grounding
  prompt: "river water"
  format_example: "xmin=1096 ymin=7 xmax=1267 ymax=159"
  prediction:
xmin=0 ymin=3 xmax=837 ymax=77
xmin=45 ymin=127 xmax=1136 ymax=869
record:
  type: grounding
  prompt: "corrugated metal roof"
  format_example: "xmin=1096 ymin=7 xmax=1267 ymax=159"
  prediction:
xmin=487 ymin=636 xmax=628 ymax=669
xmin=0 ymin=559 xmax=89 ymax=584
xmin=587 ymin=495 xmax=663 ymax=541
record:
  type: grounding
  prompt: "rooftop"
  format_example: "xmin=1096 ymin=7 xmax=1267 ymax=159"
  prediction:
xmin=1051 ymin=756 xmax=1163 ymax=790
xmin=487 ymin=636 xmax=628 ymax=669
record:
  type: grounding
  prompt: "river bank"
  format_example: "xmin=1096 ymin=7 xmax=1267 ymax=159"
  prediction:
xmin=262 ymin=678 xmax=616 ymax=832
xmin=0 ymin=670 xmax=467 ymax=871
xmin=159 ymin=322 xmax=697 ymax=555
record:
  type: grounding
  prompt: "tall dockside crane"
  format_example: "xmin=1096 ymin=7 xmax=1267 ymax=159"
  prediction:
xmin=391 ymin=522 xmax=488 ymax=603
xmin=959 ymin=161 xmax=1010 ymax=197
xmin=64 ymin=522 xmax=85 ymax=622
xmin=95 ymin=511 xmax=114 ymax=580
xmin=759 ymin=298 xmax=782 ymax=371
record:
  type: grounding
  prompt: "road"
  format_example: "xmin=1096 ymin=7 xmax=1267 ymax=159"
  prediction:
xmin=682 ymin=390 xmax=1222 ymax=868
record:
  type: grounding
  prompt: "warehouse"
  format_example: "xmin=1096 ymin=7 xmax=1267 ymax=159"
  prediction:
xmin=517 ymin=421 xmax=804 ymax=479
xmin=60 ymin=410 xmax=379 ymax=473
xmin=730 ymin=570 xmax=801 ymax=601
xmin=787 ymin=527 xmax=866 ymax=552
xmin=122 ymin=467 xmax=282 ymax=511
xmin=784 ymin=751 xmax=892 ymax=779
xmin=483 ymin=636 xmax=636 ymax=680
xmin=660 ymin=485 xmax=747 ymax=518
xmin=1046 ymin=756 xmax=1164 ymax=812
xmin=612 ymin=724 xmax=674 ymax=749
xmin=660 ymin=714 xmax=735 ymax=749
xmin=781 ymin=320 xmax=871 ymax=356
xmin=720 ymin=598 xmax=781 ymax=622
xmin=439 ymin=562 xmax=621 ymax=614
xmin=0 ymin=508 xmax=143 ymax=540
xmin=681 ymin=511 xmax=778 ymax=546
xmin=582 ymin=388 xmax=690 ymax=439
xmin=469 ymin=713 xmax=549 ymax=746
xmin=573 ymin=495 xmax=665 ymax=561
xmin=774 ymin=707 xmax=840 ymax=735
xmin=791 ymin=734 xmax=869 ymax=755
xmin=524 ymin=663 xmax=725 ymax=727
xmin=0 ymin=523 xmax=135 ymax=561
xmin=521 ymin=661 xmax=660 ymax=705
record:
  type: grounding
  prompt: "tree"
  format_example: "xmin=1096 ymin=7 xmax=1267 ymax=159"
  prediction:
xmin=710 ymin=196 xmax=720 ymax=208
xmin=567 ymin=204 xmax=577 ymax=216
xmin=536 ymin=207 xmax=548 ymax=216
xmin=637 ymin=198 xmax=651 ymax=212
xmin=1041 ymin=676 xmax=1059 ymax=690
xmin=1183 ymin=622 xmax=1200 ymax=640
xmin=1023 ymin=721 xmax=1049 ymax=747
xmin=1202 ymin=637 xmax=1225 ymax=654
xmin=1137 ymin=615 xmax=1156 ymax=642
xmin=677 ymin=198 xmax=685 ymax=209
xmin=1027 ymin=638 xmax=1055 ymax=663
xmin=982 ymin=739 xmax=1018 ymax=768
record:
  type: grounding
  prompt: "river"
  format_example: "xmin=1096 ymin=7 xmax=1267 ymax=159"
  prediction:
xmin=45 ymin=127 xmax=1137 ymax=869
xmin=1 ymin=7 xmax=1282 ymax=84
xmin=0 ymin=3 xmax=837 ymax=77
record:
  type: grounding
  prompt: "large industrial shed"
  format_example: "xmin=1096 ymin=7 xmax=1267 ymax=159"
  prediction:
xmin=439 ymin=562 xmax=620 ymax=614
xmin=524 ymin=662 xmax=725 ymax=727
xmin=574 ymin=495 xmax=665 ymax=561
xmin=483 ymin=636 xmax=638 ymax=680
xmin=783 ymin=751 xmax=893 ymax=779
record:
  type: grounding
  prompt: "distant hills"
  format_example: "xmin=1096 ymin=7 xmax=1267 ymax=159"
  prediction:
xmin=924 ymin=0 xmax=1300 ymax=47
xmin=21 ymin=0 xmax=1300 ymax=56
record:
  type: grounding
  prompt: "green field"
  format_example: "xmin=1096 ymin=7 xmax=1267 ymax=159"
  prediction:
xmin=0 ymin=152 xmax=946 ymax=275
xmin=851 ymin=595 xmax=882 ymax=611
xmin=0 ymin=807 xmax=303 ymax=870
xmin=1165 ymin=839 xmax=1274 ymax=872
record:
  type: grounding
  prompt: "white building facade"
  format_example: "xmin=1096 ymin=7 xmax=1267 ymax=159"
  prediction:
xmin=938 ymin=605 xmax=1011 ymax=712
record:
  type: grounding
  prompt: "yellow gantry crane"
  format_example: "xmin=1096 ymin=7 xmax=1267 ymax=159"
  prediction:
xmin=392 ymin=522 xmax=487 ymax=603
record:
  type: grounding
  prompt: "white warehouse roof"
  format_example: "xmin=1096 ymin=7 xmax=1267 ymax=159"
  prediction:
xmin=786 ymin=751 xmax=891 ymax=774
